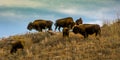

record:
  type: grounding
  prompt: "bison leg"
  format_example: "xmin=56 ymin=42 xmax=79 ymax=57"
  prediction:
xmin=96 ymin=30 xmax=101 ymax=37
xmin=40 ymin=29 xmax=42 ymax=32
xmin=58 ymin=27 xmax=61 ymax=32
xmin=10 ymin=47 xmax=17 ymax=54
xmin=55 ymin=26 xmax=58 ymax=31
xmin=48 ymin=27 xmax=52 ymax=31
xmin=83 ymin=33 xmax=88 ymax=38
xmin=95 ymin=32 xmax=98 ymax=36
xmin=38 ymin=28 xmax=42 ymax=32
xmin=63 ymin=31 xmax=69 ymax=38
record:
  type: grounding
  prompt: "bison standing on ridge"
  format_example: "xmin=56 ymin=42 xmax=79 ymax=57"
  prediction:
xmin=62 ymin=27 xmax=69 ymax=38
xmin=73 ymin=24 xmax=101 ymax=38
xmin=27 ymin=19 xmax=53 ymax=32
xmin=54 ymin=17 xmax=75 ymax=32
xmin=10 ymin=41 xmax=24 ymax=54
xmin=75 ymin=17 xmax=83 ymax=25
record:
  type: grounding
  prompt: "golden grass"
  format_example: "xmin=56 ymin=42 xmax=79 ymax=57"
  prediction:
xmin=0 ymin=23 xmax=120 ymax=60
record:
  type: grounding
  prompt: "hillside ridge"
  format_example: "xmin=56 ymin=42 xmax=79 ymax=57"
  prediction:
xmin=0 ymin=23 xmax=120 ymax=60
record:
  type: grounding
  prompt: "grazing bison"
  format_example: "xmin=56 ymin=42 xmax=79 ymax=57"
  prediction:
xmin=62 ymin=27 xmax=69 ymax=38
xmin=54 ymin=17 xmax=75 ymax=31
xmin=27 ymin=19 xmax=53 ymax=32
xmin=75 ymin=17 xmax=83 ymax=25
xmin=73 ymin=24 xmax=101 ymax=38
xmin=10 ymin=41 xmax=24 ymax=54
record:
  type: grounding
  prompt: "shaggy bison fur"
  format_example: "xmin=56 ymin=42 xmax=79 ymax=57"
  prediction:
xmin=54 ymin=17 xmax=75 ymax=31
xmin=10 ymin=41 xmax=24 ymax=54
xmin=27 ymin=19 xmax=53 ymax=32
xmin=62 ymin=27 xmax=69 ymax=38
xmin=73 ymin=24 xmax=101 ymax=38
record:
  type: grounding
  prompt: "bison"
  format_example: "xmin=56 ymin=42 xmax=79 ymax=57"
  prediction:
xmin=62 ymin=27 xmax=69 ymax=38
xmin=75 ymin=17 xmax=83 ymax=25
xmin=10 ymin=41 xmax=24 ymax=54
xmin=54 ymin=17 xmax=75 ymax=32
xmin=72 ymin=24 xmax=101 ymax=38
xmin=27 ymin=19 xmax=53 ymax=32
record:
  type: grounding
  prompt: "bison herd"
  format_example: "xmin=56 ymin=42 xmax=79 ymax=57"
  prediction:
xmin=27 ymin=17 xmax=101 ymax=38
xmin=9 ymin=17 xmax=101 ymax=54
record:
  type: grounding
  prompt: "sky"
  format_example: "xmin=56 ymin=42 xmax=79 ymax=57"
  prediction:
xmin=0 ymin=0 xmax=120 ymax=38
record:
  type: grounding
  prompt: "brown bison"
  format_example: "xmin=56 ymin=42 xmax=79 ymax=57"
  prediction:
xmin=54 ymin=17 xmax=75 ymax=31
xmin=62 ymin=27 xmax=69 ymax=38
xmin=72 ymin=24 xmax=101 ymax=38
xmin=75 ymin=17 xmax=83 ymax=25
xmin=27 ymin=19 xmax=53 ymax=32
xmin=10 ymin=41 xmax=24 ymax=54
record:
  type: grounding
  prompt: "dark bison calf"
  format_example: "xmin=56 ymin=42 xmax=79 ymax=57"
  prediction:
xmin=62 ymin=27 xmax=69 ymax=38
xmin=10 ymin=41 xmax=24 ymax=54
xmin=75 ymin=17 xmax=83 ymax=25
xmin=55 ymin=17 xmax=75 ymax=31
xmin=27 ymin=19 xmax=53 ymax=32
xmin=73 ymin=24 xmax=101 ymax=38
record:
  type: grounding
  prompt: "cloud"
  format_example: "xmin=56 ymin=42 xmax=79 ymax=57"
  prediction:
xmin=55 ymin=7 xmax=111 ymax=20
xmin=0 ymin=0 xmax=46 ymax=8
xmin=0 ymin=0 xmax=120 ymax=38
xmin=0 ymin=0 xmax=120 ymax=23
xmin=0 ymin=12 xmax=16 ymax=17
xmin=57 ymin=8 xmax=78 ymax=15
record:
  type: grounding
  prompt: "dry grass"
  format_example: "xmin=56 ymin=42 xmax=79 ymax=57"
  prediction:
xmin=0 ymin=23 xmax=120 ymax=60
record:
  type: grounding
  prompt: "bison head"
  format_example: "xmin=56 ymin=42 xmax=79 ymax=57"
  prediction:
xmin=27 ymin=22 xmax=33 ymax=31
xmin=75 ymin=18 xmax=83 ymax=25
xmin=72 ymin=26 xmax=79 ymax=34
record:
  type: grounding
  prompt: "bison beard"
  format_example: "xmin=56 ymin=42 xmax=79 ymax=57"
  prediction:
xmin=73 ymin=24 xmax=101 ymax=38
xmin=10 ymin=41 xmax=24 ymax=54
xmin=63 ymin=27 xmax=69 ymax=38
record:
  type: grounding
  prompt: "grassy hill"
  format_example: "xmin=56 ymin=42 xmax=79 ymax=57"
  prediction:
xmin=0 ymin=23 xmax=120 ymax=60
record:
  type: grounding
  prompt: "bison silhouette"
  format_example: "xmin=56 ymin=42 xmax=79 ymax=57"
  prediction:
xmin=54 ymin=17 xmax=75 ymax=32
xmin=62 ymin=27 xmax=69 ymax=38
xmin=75 ymin=17 xmax=83 ymax=25
xmin=10 ymin=41 xmax=24 ymax=54
xmin=73 ymin=24 xmax=101 ymax=38
xmin=27 ymin=19 xmax=53 ymax=32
